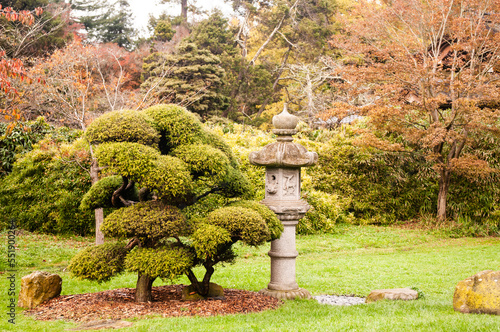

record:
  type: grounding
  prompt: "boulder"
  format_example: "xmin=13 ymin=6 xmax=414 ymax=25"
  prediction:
xmin=18 ymin=271 xmax=62 ymax=309
xmin=453 ymin=270 xmax=500 ymax=315
xmin=181 ymin=283 xmax=224 ymax=301
xmin=366 ymin=288 xmax=418 ymax=303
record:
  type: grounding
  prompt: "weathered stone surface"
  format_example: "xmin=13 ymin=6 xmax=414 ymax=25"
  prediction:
xmin=67 ymin=320 xmax=133 ymax=331
xmin=453 ymin=270 xmax=500 ymax=315
xmin=365 ymin=288 xmax=418 ymax=303
xmin=181 ymin=283 xmax=224 ymax=301
xmin=251 ymin=106 xmax=317 ymax=301
xmin=259 ymin=287 xmax=311 ymax=300
xmin=272 ymin=105 xmax=298 ymax=130
xmin=18 ymin=271 xmax=62 ymax=309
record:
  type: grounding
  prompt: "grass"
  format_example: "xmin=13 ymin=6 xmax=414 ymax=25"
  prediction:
xmin=1 ymin=225 xmax=500 ymax=331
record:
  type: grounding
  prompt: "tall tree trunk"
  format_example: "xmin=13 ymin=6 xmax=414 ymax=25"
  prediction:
xmin=181 ymin=0 xmax=188 ymax=20
xmin=135 ymin=273 xmax=155 ymax=302
xmin=90 ymin=158 xmax=105 ymax=245
xmin=437 ymin=168 xmax=451 ymax=220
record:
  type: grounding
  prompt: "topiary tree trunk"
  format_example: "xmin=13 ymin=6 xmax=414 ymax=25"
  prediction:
xmin=135 ymin=274 xmax=156 ymax=302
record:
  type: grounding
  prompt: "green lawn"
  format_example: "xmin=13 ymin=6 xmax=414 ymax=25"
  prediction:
xmin=1 ymin=225 xmax=499 ymax=331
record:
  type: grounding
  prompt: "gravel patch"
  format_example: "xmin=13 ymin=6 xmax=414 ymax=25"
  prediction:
xmin=314 ymin=295 xmax=366 ymax=306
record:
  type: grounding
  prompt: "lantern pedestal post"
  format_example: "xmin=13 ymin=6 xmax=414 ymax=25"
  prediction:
xmin=249 ymin=105 xmax=318 ymax=300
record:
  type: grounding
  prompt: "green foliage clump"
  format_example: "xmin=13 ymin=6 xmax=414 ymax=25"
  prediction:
xmin=172 ymin=144 xmax=230 ymax=182
xmin=95 ymin=142 xmax=192 ymax=200
xmin=218 ymin=167 xmax=254 ymax=199
xmin=85 ymin=110 xmax=159 ymax=147
xmin=0 ymin=117 xmax=76 ymax=176
xmin=80 ymin=175 xmax=138 ymax=210
xmin=181 ymin=194 xmax=229 ymax=220
xmin=125 ymin=247 xmax=194 ymax=281
xmin=307 ymin=136 xmax=435 ymax=223
xmin=102 ymin=201 xmax=187 ymax=240
xmin=68 ymin=242 xmax=128 ymax=282
xmin=153 ymin=19 xmax=175 ymax=42
xmin=191 ymin=223 xmax=232 ymax=260
xmin=144 ymin=104 xmax=205 ymax=152
xmin=0 ymin=138 xmax=94 ymax=235
xmin=206 ymin=207 xmax=269 ymax=246
xmin=299 ymin=190 xmax=349 ymax=234
xmin=229 ymin=200 xmax=283 ymax=241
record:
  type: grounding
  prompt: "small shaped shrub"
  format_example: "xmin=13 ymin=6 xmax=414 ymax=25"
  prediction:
xmin=68 ymin=242 xmax=128 ymax=282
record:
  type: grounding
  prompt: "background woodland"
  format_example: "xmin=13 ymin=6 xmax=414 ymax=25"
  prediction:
xmin=1 ymin=0 xmax=500 ymax=238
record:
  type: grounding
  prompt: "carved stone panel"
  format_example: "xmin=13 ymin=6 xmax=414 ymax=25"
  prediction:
xmin=282 ymin=169 xmax=299 ymax=199
xmin=264 ymin=168 xmax=300 ymax=201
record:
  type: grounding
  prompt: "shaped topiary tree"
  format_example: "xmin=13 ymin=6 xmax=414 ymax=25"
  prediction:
xmin=69 ymin=104 xmax=282 ymax=302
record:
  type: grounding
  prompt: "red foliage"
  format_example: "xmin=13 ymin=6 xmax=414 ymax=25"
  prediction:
xmin=0 ymin=6 xmax=42 ymax=128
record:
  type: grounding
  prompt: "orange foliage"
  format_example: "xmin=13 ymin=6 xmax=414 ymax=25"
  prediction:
xmin=0 ymin=6 xmax=42 ymax=131
xmin=12 ymin=39 xmax=147 ymax=128
xmin=330 ymin=0 xmax=500 ymax=218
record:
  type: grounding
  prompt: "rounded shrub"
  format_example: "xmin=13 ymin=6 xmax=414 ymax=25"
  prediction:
xmin=206 ymin=206 xmax=269 ymax=246
xmin=191 ymin=223 xmax=231 ymax=259
xmin=0 ymin=139 xmax=94 ymax=235
xmin=125 ymin=247 xmax=194 ymax=280
xmin=229 ymin=200 xmax=283 ymax=240
xmin=219 ymin=167 xmax=254 ymax=199
xmin=144 ymin=104 xmax=205 ymax=153
xmin=172 ymin=144 xmax=230 ymax=181
xmin=299 ymin=190 xmax=348 ymax=234
xmin=102 ymin=201 xmax=187 ymax=240
xmin=85 ymin=110 xmax=159 ymax=147
xmin=68 ymin=242 xmax=128 ymax=282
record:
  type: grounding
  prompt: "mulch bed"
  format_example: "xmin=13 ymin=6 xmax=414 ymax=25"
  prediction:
xmin=24 ymin=285 xmax=282 ymax=322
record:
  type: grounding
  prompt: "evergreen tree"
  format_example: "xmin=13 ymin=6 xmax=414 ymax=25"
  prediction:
xmin=71 ymin=0 xmax=136 ymax=49
xmin=188 ymin=10 xmax=274 ymax=120
xmin=100 ymin=0 xmax=135 ymax=49
xmin=141 ymin=42 xmax=228 ymax=117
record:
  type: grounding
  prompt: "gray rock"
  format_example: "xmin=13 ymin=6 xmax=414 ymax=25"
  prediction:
xmin=18 ymin=271 xmax=62 ymax=309
xmin=314 ymin=295 xmax=365 ymax=306
xmin=366 ymin=288 xmax=418 ymax=303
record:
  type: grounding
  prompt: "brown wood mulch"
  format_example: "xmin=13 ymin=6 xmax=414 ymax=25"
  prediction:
xmin=24 ymin=285 xmax=282 ymax=322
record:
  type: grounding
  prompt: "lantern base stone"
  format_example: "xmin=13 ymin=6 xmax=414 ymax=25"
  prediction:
xmin=259 ymin=287 xmax=311 ymax=300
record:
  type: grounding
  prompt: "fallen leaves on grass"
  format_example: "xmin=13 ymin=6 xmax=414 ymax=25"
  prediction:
xmin=24 ymin=285 xmax=282 ymax=322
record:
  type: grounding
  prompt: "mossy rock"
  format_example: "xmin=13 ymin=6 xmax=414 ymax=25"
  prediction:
xmin=453 ymin=270 xmax=500 ymax=315
xmin=181 ymin=282 xmax=224 ymax=301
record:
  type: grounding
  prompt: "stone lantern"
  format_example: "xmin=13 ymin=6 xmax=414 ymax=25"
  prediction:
xmin=249 ymin=105 xmax=318 ymax=300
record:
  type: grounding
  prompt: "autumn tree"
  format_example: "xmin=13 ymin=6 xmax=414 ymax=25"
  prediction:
xmin=68 ymin=104 xmax=282 ymax=302
xmin=0 ymin=3 xmax=43 ymax=131
xmin=0 ymin=0 xmax=73 ymax=60
xmin=328 ymin=0 xmax=500 ymax=219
